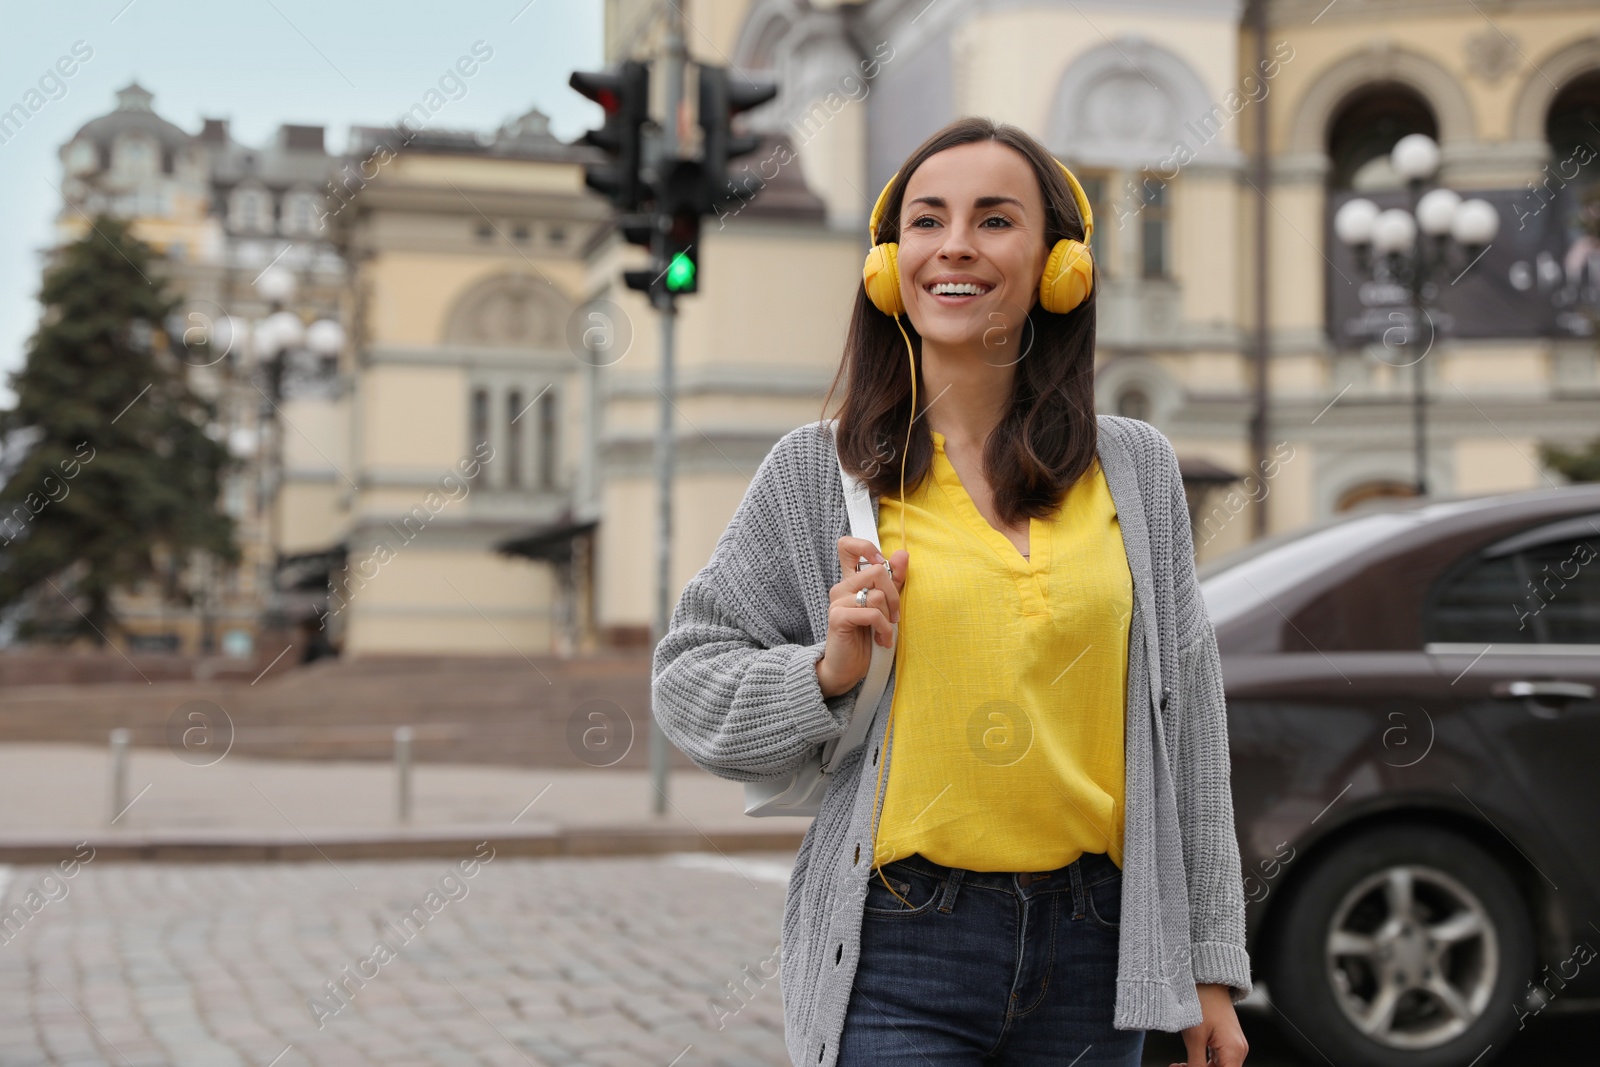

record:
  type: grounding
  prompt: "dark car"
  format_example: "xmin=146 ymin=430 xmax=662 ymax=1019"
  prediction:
xmin=1201 ymin=482 xmax=1600 ymax=1067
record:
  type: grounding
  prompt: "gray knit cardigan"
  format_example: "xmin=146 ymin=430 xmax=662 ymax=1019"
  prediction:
xmin=651 ymin=414 xmax=1252 ymax=1066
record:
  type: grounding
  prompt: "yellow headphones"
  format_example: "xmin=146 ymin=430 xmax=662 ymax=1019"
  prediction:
xmin=861 ymin=157 xmax=1096 ymax=318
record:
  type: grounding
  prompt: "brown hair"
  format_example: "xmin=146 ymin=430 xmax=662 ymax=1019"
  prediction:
xmin=819 ymin=116 xmax=1100 ymax=526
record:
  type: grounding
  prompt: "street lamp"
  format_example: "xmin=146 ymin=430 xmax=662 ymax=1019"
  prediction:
xmin=256 ymin=266 xmax=296 ymax=305
xmin=247 ymin=266 xmax=344 ymax=647
xmin=305 ymin=318 xmax=345 ymax=375
xmin=251 ymin=288 xmax=344 ymax=401
xmin=1334 ymin=132 xmax=1499 ymax=497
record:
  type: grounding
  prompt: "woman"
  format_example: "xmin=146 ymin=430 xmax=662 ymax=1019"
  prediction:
xmin=652 ymin=117 xmax=1251 ymax=1067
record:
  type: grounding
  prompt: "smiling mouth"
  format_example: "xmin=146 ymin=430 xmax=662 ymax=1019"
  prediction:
xmin=925 ymin=281 xmax=994 ymax=300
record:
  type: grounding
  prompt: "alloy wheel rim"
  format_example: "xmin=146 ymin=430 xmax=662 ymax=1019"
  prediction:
xmin=1324 ymin=863 xmax=1498 ymax=1049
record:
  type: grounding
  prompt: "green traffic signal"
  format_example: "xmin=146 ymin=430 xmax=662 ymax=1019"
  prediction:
xmin=666 ymin=251 xmax=696 ymax=292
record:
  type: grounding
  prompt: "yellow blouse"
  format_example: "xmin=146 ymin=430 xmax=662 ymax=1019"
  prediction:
xmin=870 ymin=429 xmax=1132 ymax=873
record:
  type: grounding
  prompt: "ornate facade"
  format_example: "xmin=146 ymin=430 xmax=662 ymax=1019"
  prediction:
xmin=596 ymin=0 xmax=1600 ymax=617
xmin=40 ymin=0 xmax=1600 ymax=656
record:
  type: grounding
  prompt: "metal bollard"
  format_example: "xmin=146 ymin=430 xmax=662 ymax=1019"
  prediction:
xmin=395 ymin=726 xmax=413 ymax=823
xmin=109 ymin=728 xmax=130 ymax=825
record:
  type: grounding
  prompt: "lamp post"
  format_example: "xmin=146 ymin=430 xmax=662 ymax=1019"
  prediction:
xmin=247 ymin=267 xmax=345 ymax=639
xmin=1334 ymin=133 xmax=1499 ymax=497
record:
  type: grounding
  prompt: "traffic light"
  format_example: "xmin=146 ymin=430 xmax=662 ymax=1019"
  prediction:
xmin=622 ymin=217 xmax=699 ymax=298
xmin=697 ymin=64 xmax=778 ymax=213
xmin=658 ymin=160 xmax=703 ymax=296
xmin=578 ymin=63 xmax=776 ymax=304
xmin=569 ymin=60 xmax=650 ymax=213
xmin=662 ymin=212 xmax=700 ymax=296
xmin=625 ymin=160 xmax=703 ymax=300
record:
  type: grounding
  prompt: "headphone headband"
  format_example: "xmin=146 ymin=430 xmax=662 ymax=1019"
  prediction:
xmin=867 ymin=156 xmax=1095 ymax=246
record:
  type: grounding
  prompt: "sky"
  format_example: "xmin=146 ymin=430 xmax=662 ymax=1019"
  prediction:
xmin=0 ymin=0 xmax=606 ymax=407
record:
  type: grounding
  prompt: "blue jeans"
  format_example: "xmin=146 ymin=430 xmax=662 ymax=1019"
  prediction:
xmin=837 ymin=850 xmax=1145 ymax=1066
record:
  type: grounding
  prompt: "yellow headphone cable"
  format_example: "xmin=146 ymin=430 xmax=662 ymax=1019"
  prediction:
xmin=857 ymin=156 xmax=1096 ymax=911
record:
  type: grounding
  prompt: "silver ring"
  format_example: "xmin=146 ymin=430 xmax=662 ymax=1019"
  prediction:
xmin=855 ymin=588 xmax=870 ymax=608
xmin=883 ymin=562 xmax=894 ymax=581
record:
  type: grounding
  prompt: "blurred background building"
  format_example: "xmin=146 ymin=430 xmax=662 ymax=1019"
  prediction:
xmin=320 ymin=112 xmax=607 ymax=657
xmin=53 ymin=82 xmax=346 ymax=660
xmin=43 ymin=0 xmax=1600 ymax=659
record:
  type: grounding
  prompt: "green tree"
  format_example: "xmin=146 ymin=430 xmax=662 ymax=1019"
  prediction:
xmin=1540 ymin=437 xmax=1600 ymax=483
xmin=0 ymin=215 xmax=237 ymax=643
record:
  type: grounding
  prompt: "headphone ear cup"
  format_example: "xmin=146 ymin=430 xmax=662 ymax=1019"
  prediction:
xmin=863 ymin=242 xmax=905 ymax=317
xmin=1039 ymin=239 xmax=1094 ymax=315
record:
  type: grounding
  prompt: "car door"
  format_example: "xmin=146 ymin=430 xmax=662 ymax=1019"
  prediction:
xmin=1225 ymin=655 xmax=1470 ymax=893
xmin=1424 ymin=511 xmax=1600 ymax=983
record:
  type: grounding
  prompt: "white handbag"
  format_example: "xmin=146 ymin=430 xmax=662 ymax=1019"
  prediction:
xmin=741 ymin=426 xmax=897 ymax=818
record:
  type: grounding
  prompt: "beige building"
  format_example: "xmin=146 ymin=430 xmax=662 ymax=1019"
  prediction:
xmin=40 ymin=2 xmax=1600 ymax=658
xmin=1234 ymin=0 xmax=1599 ymax=523
xmin=587 ymin=0 xmax=1599 ymax=642
xmin=310 ymin=103 xmax=838 ymax=655
xmin=306 ymin=113 xmax=610 ymax=656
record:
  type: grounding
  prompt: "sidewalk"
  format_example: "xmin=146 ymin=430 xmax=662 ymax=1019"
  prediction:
xmin=0 ymin=742 xmax=811 ymax=863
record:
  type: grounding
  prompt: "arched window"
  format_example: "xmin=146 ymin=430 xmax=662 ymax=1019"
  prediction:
xmin=1326 ymin=84 xmax=1438 ymax=191
xmin=1116 ymin=386 xmax=1152 ymax=422
xmin=440 ymin=273 xmax=569 ymax=348
xmin=1546 ymin=70 xmax=1600 ymax=191
xmin=1335 ymin=480 xmax=1417 ymax=512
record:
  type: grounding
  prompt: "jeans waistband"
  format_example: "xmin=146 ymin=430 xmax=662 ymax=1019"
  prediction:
xmin=876 ymin=850 xmax=1121 ymax=894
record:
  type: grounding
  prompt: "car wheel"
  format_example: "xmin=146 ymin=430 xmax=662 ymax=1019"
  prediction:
xmin=1265 ymin=825 xmax=1534 ymax=1067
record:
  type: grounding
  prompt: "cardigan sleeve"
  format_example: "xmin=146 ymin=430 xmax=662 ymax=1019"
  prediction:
xmin=650 ymin=431 xmax=863 ymax=783
xmin=1160 ymin=437 xmax=1254 ymax=1003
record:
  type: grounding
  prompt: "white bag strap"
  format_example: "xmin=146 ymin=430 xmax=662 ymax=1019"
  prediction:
xmin=821 ymin=420 xmax=896 ymax=773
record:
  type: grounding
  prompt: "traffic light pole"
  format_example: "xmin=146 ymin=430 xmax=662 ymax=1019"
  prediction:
xmin=574 ymin=25 xmax=772 ymax=818
xmin=651 ymin=293 xmax=675 ymax=818
xmin=649 ymin=3 xmax=687 ymax=817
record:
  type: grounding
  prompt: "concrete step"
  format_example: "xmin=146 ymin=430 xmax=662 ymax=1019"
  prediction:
xmin=0 ymin=652 xmax=684 ymax=768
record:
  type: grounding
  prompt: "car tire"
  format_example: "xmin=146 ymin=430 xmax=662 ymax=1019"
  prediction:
xmin=1264 ymin=824 xmax=1534 ymax=1067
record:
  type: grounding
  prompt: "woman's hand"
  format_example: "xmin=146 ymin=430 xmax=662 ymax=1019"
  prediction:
xmin=1169 ymin=983 xmax=1248 ymax=1067
xmin=815 ymin=536 xmax=909 ymax=698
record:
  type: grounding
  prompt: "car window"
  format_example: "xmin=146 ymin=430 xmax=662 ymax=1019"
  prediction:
xmin=1425 ymin=518 xmax=1600 ymax=645
xmin=1425 ymin=553 xmax=1537 ymax=644
xmin=1518 ymin=535 xmax=1600 ymax=644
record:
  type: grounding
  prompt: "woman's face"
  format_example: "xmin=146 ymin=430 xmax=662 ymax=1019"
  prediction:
xmin=896 ymin=141 xmax=1051 ymax=352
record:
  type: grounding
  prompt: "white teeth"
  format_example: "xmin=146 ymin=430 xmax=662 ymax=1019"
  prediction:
xmin=929 ymin=282 xmax=990 ymax=296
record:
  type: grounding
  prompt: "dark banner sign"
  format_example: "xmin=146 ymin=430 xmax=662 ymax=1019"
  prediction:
xmin=1325 ymin=185 xmax=1600 ymax=346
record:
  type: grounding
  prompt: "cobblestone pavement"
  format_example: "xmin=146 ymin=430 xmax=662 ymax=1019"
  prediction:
xmin=0 ymin=854 xmax=1592 ymax=1067
xmin=0 ymin=852 xmax=795 ymax=1067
